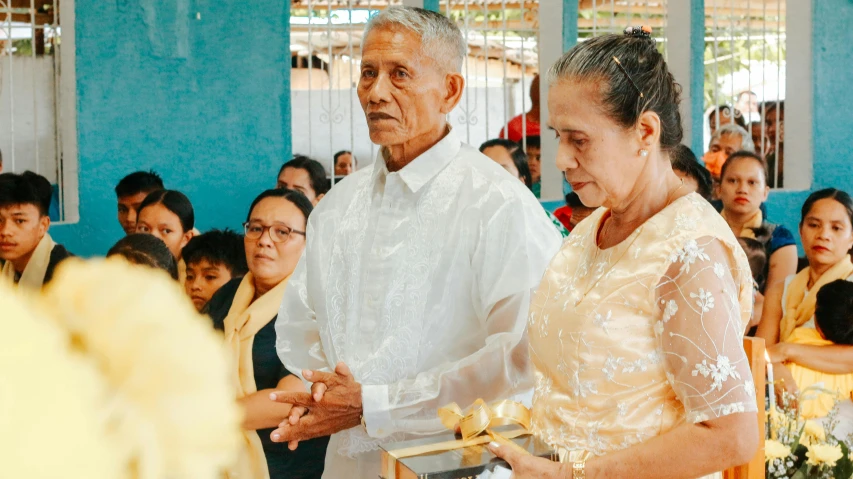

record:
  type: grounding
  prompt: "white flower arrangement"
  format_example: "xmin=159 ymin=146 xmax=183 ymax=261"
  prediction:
xmin=1 ymin=258 xmax=242 ymax=478
xmin=765 ymin=386 xmax=853 ymax=479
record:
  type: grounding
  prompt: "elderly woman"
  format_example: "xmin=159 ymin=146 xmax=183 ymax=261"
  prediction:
xmin=206 ymin=188 xmax=329 ymax=479
xmin=702 ymin=123 xmax=754 ymax=180
xmin=489 ymin=30 xmax=759 ymax=478
xmin=757 ymin=189 xmax=853 ymax=436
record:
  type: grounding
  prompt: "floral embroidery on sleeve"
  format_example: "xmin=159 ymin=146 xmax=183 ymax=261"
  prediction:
xmin=657 ymin=236 xmax=757 ymax=423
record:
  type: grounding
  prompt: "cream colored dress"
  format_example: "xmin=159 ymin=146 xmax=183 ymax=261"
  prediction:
xmin=529 ymin=193 xmax=758 ymax=478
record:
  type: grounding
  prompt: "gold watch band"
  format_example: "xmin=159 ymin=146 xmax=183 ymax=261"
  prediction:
xmin=568 ymin=450 xmax=590 ymax=479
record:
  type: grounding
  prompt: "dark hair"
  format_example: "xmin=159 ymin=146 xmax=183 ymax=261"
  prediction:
xmin=333 ymin=150 xmax=357 ymax=167
xmin=670 ymin=144 xmax=712 ymax=200
xmin=479 ymin=139 xmax=532 ymax=188
xmin=524 ymin=135 xmax=541 ymax=150
xmin=0 ymin=171 xmax=52 ymax=216
xmin=137 ymin=189 xmax=195 ymax=232
xmin=107 ymin=233 xmax=179 ymax=280
xmin=247 ymin=188 xmax=314 ymax=225
xmin=719 ymin=151 xmax=768 ymax=184
xmin=800 ymin=188 xmax=853 ymax=227
xmin=737 ymin=237 xmax=767 ymax=280
xmin=765 ymin=100 xmax=784 ymax=117
xmin=279 ymin=155 xmax=330 ymax=196
xmin=182 ymin=229 xmax=248 ymax=277
xmin=548 ymin=33 xmax=683 ymax=154
xmin=815 ymin=279 xmax=853 ymax=345
xmin=115 ymin=170 xmax=165 ymax=198
xmin=565 ymin=191 xmax=594 ymax=210
xmin=708 ymin=104 xmax=747 ymax=129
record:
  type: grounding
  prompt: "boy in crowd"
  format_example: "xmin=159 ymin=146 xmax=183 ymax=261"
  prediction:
xmin=0 ymin=171 xmax=72 ymax=289
xmin=115 ymin=171 xmax=165 ymax=235
xmin=182 ymin=229 xmax=248 ymax=312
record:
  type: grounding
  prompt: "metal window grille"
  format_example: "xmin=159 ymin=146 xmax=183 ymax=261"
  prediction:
xmin=577 ymin=0 xmax=669 ymax=58
xmin=440 ymin=0 xmax=539 ymax=152
xmin=289 ymin=0 xmax=540 ymax=183
xmin=0 ymin=0 xmax=70 ymax=219
xmin=705 ymin=0 xmax=785 ymax=188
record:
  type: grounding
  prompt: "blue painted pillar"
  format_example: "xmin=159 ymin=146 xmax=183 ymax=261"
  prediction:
xmin=563 ymin=0 xmax=578 ymax=52
xmin=689 ymin=0 xmax=705 ymax=155
xmin=424 ymin=0 xmax=440 ymax=12
xmin=283 ymin=1 xmax=292 ymax=161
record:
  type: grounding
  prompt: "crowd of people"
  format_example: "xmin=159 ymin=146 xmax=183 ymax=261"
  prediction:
xmin=0 ymin=6 xmax=850 ymax=479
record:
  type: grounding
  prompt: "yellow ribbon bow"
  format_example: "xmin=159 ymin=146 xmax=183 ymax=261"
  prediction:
xmin=438 ymin=399 xmax=532 ymax=455
xmin=381 ymin=399 xmax=533 ymax=478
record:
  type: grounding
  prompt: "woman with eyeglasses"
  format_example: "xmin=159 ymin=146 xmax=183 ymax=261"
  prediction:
xmin=206 ymin=188 xmax=328 ymax=479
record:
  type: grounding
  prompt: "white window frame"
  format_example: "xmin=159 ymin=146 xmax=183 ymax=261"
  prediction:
xmin=669 ymin=0 xmax=812 ymax=191
xmin=57 ymin=0 xmax=79 ymax=223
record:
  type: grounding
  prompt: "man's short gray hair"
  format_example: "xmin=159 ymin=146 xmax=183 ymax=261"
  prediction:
xmin=364 ymin=6 xmax=467 ymax=73
xmin=712 ymin=123 xmax=755 ymax=152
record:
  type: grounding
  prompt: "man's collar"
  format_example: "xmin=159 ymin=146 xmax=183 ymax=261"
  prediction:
xmin=372 ymin=126 xmax=461 ymax=193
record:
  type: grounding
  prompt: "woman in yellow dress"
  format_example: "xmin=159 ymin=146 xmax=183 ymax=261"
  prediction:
xmin=489 ymin=29 xmax=758 ymax=478
xmin=757 ymin=189 xmax=853 ymax=435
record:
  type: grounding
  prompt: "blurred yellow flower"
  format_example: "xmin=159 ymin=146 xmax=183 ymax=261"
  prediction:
xmin=765 ymin=440 xmax=792 ymax=461
xmin=800 ymin=420 xmax=827 ymax=446
xmin=806 ymin=444 xmax=844 ymax=467
xmin=40 ymin=258 xmax=242 ymax=479
xmin=0 ymin=282 xmax=120 ymax=479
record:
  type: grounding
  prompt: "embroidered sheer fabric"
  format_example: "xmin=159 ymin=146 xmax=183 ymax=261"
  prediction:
xmin=529 ymin=194 xmax=757 ymax=474
xmin=276 ymin=127 xmax=562 ymax=478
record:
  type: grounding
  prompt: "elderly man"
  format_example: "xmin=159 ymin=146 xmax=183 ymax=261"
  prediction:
xmin=701 ymin=123 xmax=755 ymax=179
xmin=271 ymin=7 xmax=561 ymax=479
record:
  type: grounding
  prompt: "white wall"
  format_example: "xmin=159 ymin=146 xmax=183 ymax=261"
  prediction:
xmin=0 ymin=56 xmax=59 ymax=183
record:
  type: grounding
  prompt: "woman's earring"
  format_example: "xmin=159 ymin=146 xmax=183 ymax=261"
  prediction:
xmin=639 ymin=149 xmax=649 ymax=158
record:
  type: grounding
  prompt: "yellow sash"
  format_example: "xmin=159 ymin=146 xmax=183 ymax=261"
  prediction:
xmin=780 ymin=255 xmax=853 ymax=341
xmin=223 ymin=273 xmax=290 ymax=479
xmin=1 ymin=233 xmax=56 ymax=290
xmin=721 ymin=209 xmax=763 ymax=239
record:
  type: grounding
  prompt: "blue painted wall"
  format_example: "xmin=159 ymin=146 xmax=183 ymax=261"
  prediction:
xmin=763 ymin=0 xmax=853 ymax=246
xmin=52 ymin=0 xmax=292 ymax=256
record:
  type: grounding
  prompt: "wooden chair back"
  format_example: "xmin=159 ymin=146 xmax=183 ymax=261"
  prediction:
xmin=723 ymin=336 xmax=766 ymax=479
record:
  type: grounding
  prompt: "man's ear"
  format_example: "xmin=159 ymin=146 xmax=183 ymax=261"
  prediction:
xmin=440 ymin=72 xmax=465 ymax=114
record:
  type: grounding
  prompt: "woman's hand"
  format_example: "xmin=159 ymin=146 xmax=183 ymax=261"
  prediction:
xmin=772 ymin=362 xmax=799 ymax=408
xmin=487 ymin=442 xmax=571 ymax=479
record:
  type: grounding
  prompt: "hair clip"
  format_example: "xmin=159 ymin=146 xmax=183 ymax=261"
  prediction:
xmin=612 ymin=56 xmax=644 ymax=99
xmin=624 ymin=25 xmax=653 ymax=38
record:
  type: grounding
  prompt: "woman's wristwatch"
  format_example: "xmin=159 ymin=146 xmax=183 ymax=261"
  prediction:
xmin=569 ymin=450 xmax=591 ymax=479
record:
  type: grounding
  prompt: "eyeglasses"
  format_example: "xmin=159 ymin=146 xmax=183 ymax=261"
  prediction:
xmin=243 ymin=221 xmax=306 ymax=244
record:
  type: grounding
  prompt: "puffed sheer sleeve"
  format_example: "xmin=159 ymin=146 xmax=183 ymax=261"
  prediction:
xmin=655 ymin=236 xmax=758 ymax=423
